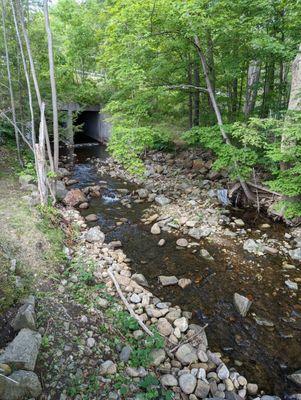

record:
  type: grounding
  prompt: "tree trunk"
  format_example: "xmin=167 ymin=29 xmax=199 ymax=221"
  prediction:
xmin=281 ymin=45 xmax=301 ymax=164
xmin=1 ymin=0 xmax=22 ymax=164
xmin=287 ymin=46 xmax=301 ymax=111
xmin=238 ymin=72 xmax=244 ymax=114
xmin=35 ymin=102 xmax=48 ymax=205
xmin=193 ymin=62 xmax=200 ymax=126
xmin=194 ymin=35 xmax=255 ymax=201
xmin=206 ymin=30 xmax=215 ymax=94
xmin=243 ymin=60 xmax=261 ymax=118
xmin=193 ymin=36 xmax=228 ymax=142
xmin=232 ymin=78 xmax=238 ymax=116
xmin=17 ymin=0 xmax=54 ymax=173
xmin=187 ymin=62 xmax=193 ymax=129
xmin=261 ymin=62 xmax=275 ymax=117
xmin=44 ymin=0 xmax=59 ymax=171
xmin=10 ymin=0 xmax=36 ymax=147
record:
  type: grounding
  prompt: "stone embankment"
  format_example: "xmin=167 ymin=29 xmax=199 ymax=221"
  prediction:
xmin=0 ymin=296 xmax=42 ymax=399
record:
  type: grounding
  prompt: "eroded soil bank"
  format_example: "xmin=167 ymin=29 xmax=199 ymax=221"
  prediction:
xmin=63 ymin=144 xmax=301 ymax=397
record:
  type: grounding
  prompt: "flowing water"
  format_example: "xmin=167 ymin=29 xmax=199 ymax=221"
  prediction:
xmin=64 ymin=143 xmax=301 ymax=397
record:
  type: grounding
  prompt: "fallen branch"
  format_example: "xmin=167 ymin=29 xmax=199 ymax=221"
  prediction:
xmin=0 ymin=373 xmax=19 ymax=385
xmin=229 ymin=181 xmax=281 ymax=199
xmin=107 ymin=268 xmax=154 ymax=337
xmin=247 ymin=181 xmax=281 ymax=197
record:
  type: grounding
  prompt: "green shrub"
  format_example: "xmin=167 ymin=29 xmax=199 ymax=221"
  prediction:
xmin=182 ymin=114 xmax=301 ymax=218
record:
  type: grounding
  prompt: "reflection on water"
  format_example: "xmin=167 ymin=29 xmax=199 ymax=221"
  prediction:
xmin=62 ymin=143 xmax=301 ymax=396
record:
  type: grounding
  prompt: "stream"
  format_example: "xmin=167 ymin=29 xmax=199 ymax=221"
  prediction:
xmin=64 ymin=143 xmax=301 ymax=397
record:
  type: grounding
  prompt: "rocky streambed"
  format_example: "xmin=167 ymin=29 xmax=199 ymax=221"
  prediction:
xmin=59 ymin=144 xmax=301 ymax=398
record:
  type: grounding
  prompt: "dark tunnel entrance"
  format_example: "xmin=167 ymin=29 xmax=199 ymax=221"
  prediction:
xmin=74 ymin=111 xmax=101 ymax=144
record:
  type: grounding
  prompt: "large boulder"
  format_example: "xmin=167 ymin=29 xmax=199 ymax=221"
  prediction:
xmin=0 ymin=370 xmax=42 ymax=400
xmin=155 ymin=195 xmax=171 ymax=206
xmin=195 ymin=380 xmax=210 ymax=398
xmin=151 ymin=223 xmax=161 ymax=235
xmin=55 ymin=180 xmax=68 ymax=201
xmin=57 ymin=167 xmax=71 ymax=178
xmin=150 ymin=349 xmax=166 ymax=367
xmin=179 ymin=373 xmax=197 ymax=394
xmin=85 ymin=214 xmax=99 ymax=222
xmin=233 ymin=293 xmax=252 ymax=317
xmin=85 ymin=226 xmax=105 ymax=243
xmin=131 ymin=273 xmax=149 ymax=287
xmin=137 ymin=188 xmax=149 ymax=199
xmin=10 ymin=304 xmax=36 ymax=331
xmin=0 ymin=329 xmax=41 ymax=371
xmin=243 ymin=239 xmax=265 ymax=255
xmin=161 ymin=374 xmax=178 ymax=387
xmin=288 ymin=370 xmax=301 ymax=387
xmin=63 ymin=188 xmax=86 ymax=207
xmin=159 ymin=276 xmax=178 ymax=286
xmin=157 ymin=318 xmax=173 ymax=336
xmin=19 ymin=175 xmax=34 ymax=187
xmin=289 ymin=248 xmax=301 ymax=261
xmin=188 ymin=227 xmax=212 ymax=240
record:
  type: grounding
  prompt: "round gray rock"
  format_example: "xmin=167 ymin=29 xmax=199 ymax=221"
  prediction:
xmin=179 ymin=373 xmax=197 ymax=394
xmin=161 ymin=374 xmax=178 ymax=387
xmin=175 ymin=344 xmax=198 ymax=365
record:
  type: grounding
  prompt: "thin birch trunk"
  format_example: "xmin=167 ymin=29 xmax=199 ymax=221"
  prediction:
xmin=16 ymin=0 xmax=54 ymax=173
xmin=44 ymin=0 xmax=59 ymax=171
xmin=1 ymin=0 xmax=22 ymax=165
xmin=193 ymin=36 xmax=228 ymax=143
xmin=36 ymin=102 xmax=48 ymax=205
xmin=194 ymin=35 xmax=255 ymax=201
xmin=10 ymin=0 xmax=36 ymax=148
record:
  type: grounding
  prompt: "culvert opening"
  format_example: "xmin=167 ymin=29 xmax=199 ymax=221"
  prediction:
xmin=74 ymin=111 xmax=100 ymax=144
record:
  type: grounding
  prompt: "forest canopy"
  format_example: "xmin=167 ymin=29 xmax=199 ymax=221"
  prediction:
xmin=1 ymin=0 xmax=301 ymax=217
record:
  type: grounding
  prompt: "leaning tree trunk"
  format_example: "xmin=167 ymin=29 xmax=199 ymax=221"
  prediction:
xmin=194 ymin=35 xmax=255 ymax=201
xmin=243 ymin=60 xmax=261 ymax=118
xmin=44 ymin=0 xmax=59 ymax=172
xmin=1 ymin=0 xmax=22 ymax=165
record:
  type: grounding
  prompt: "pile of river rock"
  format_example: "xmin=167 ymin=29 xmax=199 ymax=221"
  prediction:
xmin=12 ymin=153 xmax=301 ymax=399
xmin=59 ymin=206 xmax=292 ymax=400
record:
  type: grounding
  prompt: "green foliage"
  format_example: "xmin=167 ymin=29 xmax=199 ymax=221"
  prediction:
xmin=129 ymin=329 xmax=164 ymax=368
xmin=273 ymin=200 xmax=301 ymax=219
xmin=183 ymin=114 xmax=301 ymax=217
xmin=138 ymin=375 xmax=174 ymax=400
xmin=116 ymin=311 xmax=140 ymax=332
xmin=114 ymin=311 xmax=164 ymax=368
xmin=17 ymin=161 xmax=36 ymax=182
xmin=183 ymin=124 xmax=260 ymax=180
xmin=2 ymin=0 xmax=301 ymax=217
xmin=108 ymin=125 xmax=154 ymax=174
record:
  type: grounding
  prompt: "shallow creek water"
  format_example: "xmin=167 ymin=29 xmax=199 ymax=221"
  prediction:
xmin=67 ymin=144 xmax=301 ymax=397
